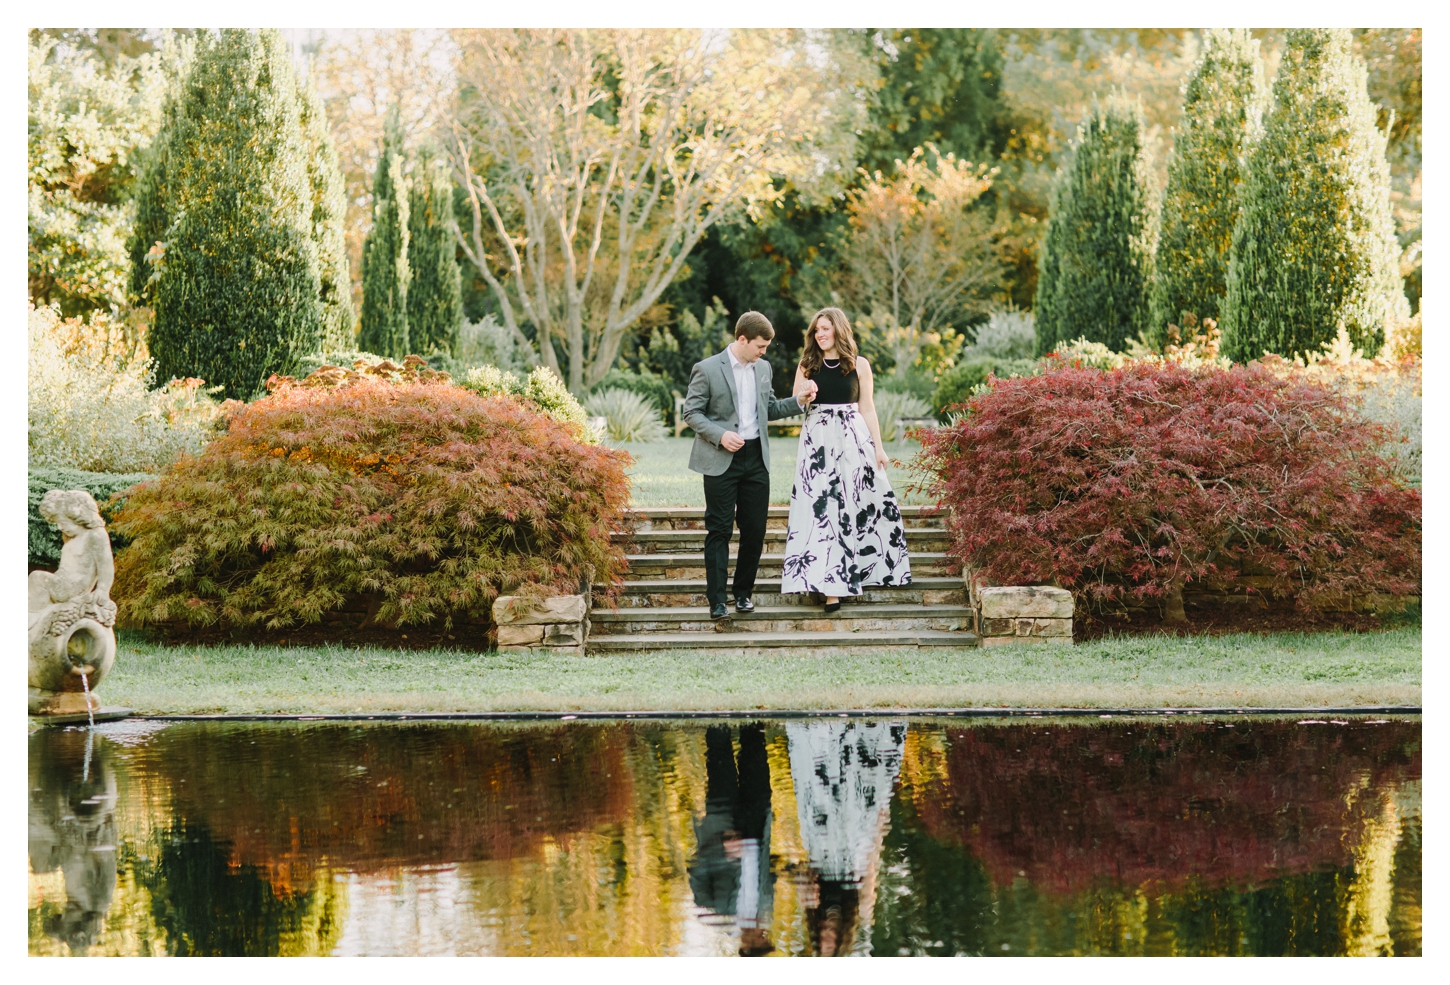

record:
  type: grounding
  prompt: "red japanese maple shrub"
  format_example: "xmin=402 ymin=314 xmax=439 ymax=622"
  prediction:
xmin=112 ymin=377 xmax=631 ymax=633
xmin=917 ymin=362 xmax=1420 ymax=619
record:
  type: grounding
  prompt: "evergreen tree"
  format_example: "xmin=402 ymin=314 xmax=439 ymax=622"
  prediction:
xmin=405 ymin=145 xmax=462 ymax=356
xmin=1222 ymin=29 xmax=1408 ymax=361
xmin=131 ymin=28 xmax=323 ymax=399
xmin=857 ymin=29 xmax=1011 ymax=174
xmin=1034 ymin=95 xmax=1157 ymax=355
xmin=358 ymin=116 xmax=409 ymax=358
xmin=1148 ymin=30 xmax=1266 ymax=347
xmin=297 ymin=68 xmax=354 ymax=351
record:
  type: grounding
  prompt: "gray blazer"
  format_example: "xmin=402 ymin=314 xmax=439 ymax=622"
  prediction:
xmin=682 ymin=349 xmax=802 ymax=476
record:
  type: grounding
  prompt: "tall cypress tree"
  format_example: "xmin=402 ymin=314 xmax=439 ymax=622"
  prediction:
xmin=296 ymin=68 xmax=354 ymax=352
xmin=405 ymin=145 xmax=462 ymax=356
xmin=1149 ymin=30 xmax=1266 ymax=347
xmin=1222 ymin=29 xmax=1408 ymax=361
xmin=1034 ymin=95 xmax=1157 ymax=355
xmin=358 ymin=116 xmax=409 ymax=358
xmin=132 ymin=28 xmax=323 ymax=399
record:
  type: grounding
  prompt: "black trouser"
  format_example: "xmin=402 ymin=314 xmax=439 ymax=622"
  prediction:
xmin=702 ymin=437 xmax=769 ymax=607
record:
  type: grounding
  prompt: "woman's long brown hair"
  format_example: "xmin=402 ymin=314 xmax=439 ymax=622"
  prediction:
xmin=800 ymin=307 xmax=858 ymax=377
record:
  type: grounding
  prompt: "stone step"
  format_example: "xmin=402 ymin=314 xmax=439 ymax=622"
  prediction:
xmin=617 ymin=526 xmax=951 ymax=553
xmin=590 ymin=603 xmax=975 ymax=636
xmin=623 ymin=552 xmax=953 ymax=580
xmin=601 ymin=578 xmax=967 ymax=608
xmin=624 ymin=504 xmax=944 ymax=531
xmin=586 ymin=628 xmax=981 ymax=654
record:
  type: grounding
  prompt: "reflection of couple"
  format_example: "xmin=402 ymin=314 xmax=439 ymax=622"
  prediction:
xmin=682 ymin=309 xmax=910 ymax=620
xmin=688 ymin=720 xmax=906 ymax=957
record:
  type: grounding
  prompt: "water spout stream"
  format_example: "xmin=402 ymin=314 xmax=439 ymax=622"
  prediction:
xmin=79 ymin=669 xmax=94 ymax=730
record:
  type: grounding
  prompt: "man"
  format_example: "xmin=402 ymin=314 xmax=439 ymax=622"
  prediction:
xmin=682 ymin=312 xmax=816 ymax=619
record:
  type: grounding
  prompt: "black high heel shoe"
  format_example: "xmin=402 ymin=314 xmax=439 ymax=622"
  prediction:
xmin=823 ymin=600 xmax=842 ymax=614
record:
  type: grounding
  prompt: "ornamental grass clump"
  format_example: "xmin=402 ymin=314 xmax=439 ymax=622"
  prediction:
xmin=917 ymin=362 xmax=1420 ymax=623
xmin=111 ymin=376 xmax=632 ymax=633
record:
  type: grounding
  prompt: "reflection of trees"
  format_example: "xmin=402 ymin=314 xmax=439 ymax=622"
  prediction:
xmin=136 ymin=816 xmax=345 ymax=956
xmin=870 ymin=720 xmax=1421 ymax=955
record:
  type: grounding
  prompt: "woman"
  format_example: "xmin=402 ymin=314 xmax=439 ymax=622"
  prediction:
xmin=782 ymin=308 xmax=909 ymax=610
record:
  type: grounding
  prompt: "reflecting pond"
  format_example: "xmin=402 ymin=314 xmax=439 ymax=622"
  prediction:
xmin=28 ymin=716 xmax=1420 ymax=956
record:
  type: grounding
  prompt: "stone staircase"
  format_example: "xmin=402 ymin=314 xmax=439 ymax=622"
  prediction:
xmin=588 ymin=505 xmax=980 ymax=654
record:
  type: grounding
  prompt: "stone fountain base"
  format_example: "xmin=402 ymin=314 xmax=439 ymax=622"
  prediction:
xmin=29 ymin=707 xmax=133 ymax=726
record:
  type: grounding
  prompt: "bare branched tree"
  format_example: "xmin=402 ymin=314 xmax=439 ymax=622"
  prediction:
xmin=446 ymin=28 xmax=867 ymax=390
xmin=838 ymin=145 xmax=1004 ymax=380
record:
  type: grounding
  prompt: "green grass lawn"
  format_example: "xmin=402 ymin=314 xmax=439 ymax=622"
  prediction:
xmin=615 ymin=436 xmax=932 ymax=507
xmin=99 ymin=626 xmax=1420 ymax=715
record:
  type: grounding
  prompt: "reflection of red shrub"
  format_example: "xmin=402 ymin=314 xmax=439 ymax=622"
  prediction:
xmin=113 ymin=378 xmax=631 ymax=632
xmin=911 ymin=721 xmax=1419 ymax=895
xmin=917 ymin=364 xmax=1421 ymax=614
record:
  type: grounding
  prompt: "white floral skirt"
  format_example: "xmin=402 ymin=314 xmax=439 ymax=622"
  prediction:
xmin=781 ymin=403 xmax=911 ymax=596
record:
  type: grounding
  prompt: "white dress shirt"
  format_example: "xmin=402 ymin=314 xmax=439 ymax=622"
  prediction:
xmin=726 ymin=345 xmax=759 ymax=439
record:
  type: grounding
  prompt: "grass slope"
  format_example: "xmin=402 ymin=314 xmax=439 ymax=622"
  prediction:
xmin=101 ymin=627 xmax=1420 ymax=715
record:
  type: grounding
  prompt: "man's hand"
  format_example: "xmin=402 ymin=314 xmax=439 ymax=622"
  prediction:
xmin=720 ymin=431 xmax=745 ymax=452
xmin=795 ymin=379 xmax=818 ymax=406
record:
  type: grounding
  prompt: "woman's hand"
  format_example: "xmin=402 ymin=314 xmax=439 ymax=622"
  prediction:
xmin=875 ymin=445 xmax=890 ymax=470
xmin=795 ymin=378 xmax=818 ymax=406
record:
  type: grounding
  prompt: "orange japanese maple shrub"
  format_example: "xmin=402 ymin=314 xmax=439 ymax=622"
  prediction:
xmin=112 ymin=377 xmax=631 ymax=633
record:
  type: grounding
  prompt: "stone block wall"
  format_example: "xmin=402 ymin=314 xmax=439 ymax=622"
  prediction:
xmin=970 ymin=580 xmax=1074 ymax=647
xmin=492 ymin=594 xmax=590 ymax=655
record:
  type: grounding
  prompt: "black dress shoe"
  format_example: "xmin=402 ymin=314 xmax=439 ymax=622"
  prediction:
xmin=711 ymin=603 xmax=730 ymax=619
xmin=823 ymin=601 xmax=842 ymax=614
xmin=735 ymin=597 xmax=755 ymax=613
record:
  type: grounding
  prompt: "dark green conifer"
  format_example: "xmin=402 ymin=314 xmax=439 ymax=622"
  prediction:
xmin=1222 ymin=29 xmax=1408 ymax=360
xmin=358 ymin=115 xmax=409 ymax=358
xmin=1034 ymin=94 xmax=1157 ymax=355
xmin=405 ymin=145 xmax=462 ymax=356
xmin=132 ymin=28 xmax=323 ymax=399
xmin=1149 ymin=30 xmax=1266 ymax=346
xmin=297 ymin=69 xmax=354 ymax=351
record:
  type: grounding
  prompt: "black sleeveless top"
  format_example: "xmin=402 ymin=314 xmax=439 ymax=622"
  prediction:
xmin=808 ymin=359 xmax=860 ymax=404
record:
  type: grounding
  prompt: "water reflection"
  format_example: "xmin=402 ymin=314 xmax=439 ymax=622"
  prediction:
xmin=28 ymin=716 xmax=1420 ymax=956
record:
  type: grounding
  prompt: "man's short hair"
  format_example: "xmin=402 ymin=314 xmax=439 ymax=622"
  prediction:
xmin=734 ymin=311 xmax=775 ymax=342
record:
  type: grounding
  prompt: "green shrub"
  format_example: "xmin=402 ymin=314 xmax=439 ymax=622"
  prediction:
xmin=963 ymin=310 xmax=1036 ymax=361
xmin=584 ymin=388 xmax=669 ymax=443
xmin=28 ymin=303 xmax=224 ymax=472
xmin=932 ymin=357 xmax=1037 ymax=416
xmin=871 ymin=390 xmax=931 ymax=441
xmin=111 ymin=377 xmax=632 ymax=633
xmin=1222 ymin=29 xmax=1409 ymax=361
xmin=358 ymin=115 xmax=409 ymax=358
xmin=1034 ymin=94 xmax=1157 ymax=356
xmin=591 ymin=367 xmax=676 ymax=417
xmin=130 ymin=29 xmax=326 ymax=399
xmin=1149 ymin=30 xmax=1267 ymax=348
xmin=297 ymin=70 xmax=354 ymax=351
xmin=457 ymin=315 xmax=530 ymax=374
xmin=29 ymin=467 xmax=154 ymax=569
xmin=1039 ymin=338 xmax=1129 ymax=372
xmin=459 ymin=365 xmax=593 ymax=438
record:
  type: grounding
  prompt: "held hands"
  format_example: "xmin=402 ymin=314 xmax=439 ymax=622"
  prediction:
xmin=795 ymin=379 xmax=819 ymax=406
xmin=720 ymin=431 xmax=746 ymax=452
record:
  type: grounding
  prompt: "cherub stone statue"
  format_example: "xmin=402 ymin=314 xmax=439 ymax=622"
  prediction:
xmin=28 ymin=490 xmax=118 ymax=715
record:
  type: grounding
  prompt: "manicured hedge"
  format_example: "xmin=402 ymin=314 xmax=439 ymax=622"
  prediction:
xmin=111 ymin=376 xmax=631 ymax=633
xmin=917 ymin=362 xmax=1421 ymax=621
xmin=28 ymin=467 xmax=155 ymax=570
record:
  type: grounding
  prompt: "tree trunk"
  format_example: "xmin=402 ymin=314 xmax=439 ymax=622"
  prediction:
xmin=1163 ymin=578 xmax=1188 ymax=626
